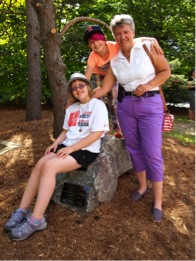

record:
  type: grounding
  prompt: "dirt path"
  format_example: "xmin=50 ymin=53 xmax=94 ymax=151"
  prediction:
xmin=0 ymin=107 xmax=195 ymax=260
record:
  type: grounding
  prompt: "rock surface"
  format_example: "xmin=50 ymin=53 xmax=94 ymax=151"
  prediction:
xmin=52 ymin=135 xmax=132 ymax=212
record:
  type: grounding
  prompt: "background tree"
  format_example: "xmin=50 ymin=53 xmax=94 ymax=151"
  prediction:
xmin=25 ymin=0 xmax=42 ymax=121
xmin=30 ymin=0 xmax=68 ymax=137
xmin=0 ymin=0 xmax=195 ymax=136
xmin=0 ymin=0 xmax=27 ymax=104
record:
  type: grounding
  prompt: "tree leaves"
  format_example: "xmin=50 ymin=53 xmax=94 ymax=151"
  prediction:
xmin=0 ymin=0 xmax=195 ymax=105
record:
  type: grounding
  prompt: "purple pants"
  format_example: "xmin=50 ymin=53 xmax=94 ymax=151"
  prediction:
xmin=117 ymin=94 xmax=164 ymax=182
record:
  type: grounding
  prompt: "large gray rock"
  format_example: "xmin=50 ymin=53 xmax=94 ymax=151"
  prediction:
xmin=52 ymin=135 xmax=132 ymax=212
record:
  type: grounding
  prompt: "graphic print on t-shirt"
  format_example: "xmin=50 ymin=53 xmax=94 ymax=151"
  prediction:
xmin=78 ymin=112 xmax=91 ymax=128
xmin=68 ymin=110 xmax=92 ymax=128
xmin=68 ymin=111 xmax=80 ymax=126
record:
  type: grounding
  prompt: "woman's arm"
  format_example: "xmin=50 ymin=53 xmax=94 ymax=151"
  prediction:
xmin=149 ymin=46 xmax=171 ymax=85
xmin=93 ymin=66 xmax=117 ymax=98
xmin=85 ymin=64 xmax=94 ymax=80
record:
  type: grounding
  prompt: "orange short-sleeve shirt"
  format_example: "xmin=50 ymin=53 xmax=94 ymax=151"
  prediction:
xmin=87 ymin=41 xmax=120 ymax=76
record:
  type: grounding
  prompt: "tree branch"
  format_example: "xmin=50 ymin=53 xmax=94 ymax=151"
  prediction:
xmin=59 ymin=17 xmax=111 ymax=37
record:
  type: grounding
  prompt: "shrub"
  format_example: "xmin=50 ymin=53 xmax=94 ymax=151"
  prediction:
xmin=162 ymin=74 xmax=189 ymax=104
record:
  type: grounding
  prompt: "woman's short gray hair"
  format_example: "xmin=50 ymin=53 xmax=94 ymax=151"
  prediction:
xmin=110 ymin=14 xmax=135 ymax=32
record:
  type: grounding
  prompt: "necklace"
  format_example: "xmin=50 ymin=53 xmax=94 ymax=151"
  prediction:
xmin=78 ymin=100 xmax=91 ymax=132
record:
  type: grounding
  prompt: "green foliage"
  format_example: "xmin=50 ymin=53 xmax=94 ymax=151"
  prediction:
xmin=163 ymin=115 xmax=195 ymax=146
xmin=162 ymin=74 xmax=189 ymax=104
xmin=162 ymin=58 xmax=190 ymax=104
xmin=0 ymin=42 xmax=27 ymax=104
xmin=0 ymin=0 xmax=195 ymax=105
xmin=61 ymin=22 xmax=90 ymax=79
xmin=164 ymin=130 xmax=195 ymax=146
xmin=0 ymin=0 xmax=27 ymax=104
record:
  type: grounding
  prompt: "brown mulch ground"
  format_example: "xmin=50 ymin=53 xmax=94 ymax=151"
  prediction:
xmin=0 ymin=106 xmax=195 ymax=260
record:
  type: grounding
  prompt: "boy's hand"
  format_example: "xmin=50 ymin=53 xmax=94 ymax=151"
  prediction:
xmin=150 ymin=38 xmax=164 ymax=55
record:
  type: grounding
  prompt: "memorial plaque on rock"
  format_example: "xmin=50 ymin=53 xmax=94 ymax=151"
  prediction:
xmin=60 ymin=183 xmax=89 ymax=211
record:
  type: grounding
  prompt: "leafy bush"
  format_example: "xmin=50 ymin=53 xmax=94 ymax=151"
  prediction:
xmin=162 ymin=74 xmax=189 ymax=104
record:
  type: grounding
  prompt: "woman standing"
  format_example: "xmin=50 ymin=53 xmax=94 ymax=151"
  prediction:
xmin=4 ymin=73 xmax=109 ymax=240
xmin=93 ymin=14 xmax=171 ymax=222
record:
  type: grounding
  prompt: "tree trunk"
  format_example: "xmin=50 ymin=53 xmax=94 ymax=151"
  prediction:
xmin=31 ymin=0 xmax=67 ymax=138
xmin=30 ymin=0 xmax=109 ymax=138
xmin=25 ymin=0 xmax=42 ymax=121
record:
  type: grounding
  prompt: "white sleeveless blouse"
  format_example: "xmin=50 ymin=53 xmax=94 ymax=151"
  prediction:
xmin=110 ymin=39 xmax=159 ymax=92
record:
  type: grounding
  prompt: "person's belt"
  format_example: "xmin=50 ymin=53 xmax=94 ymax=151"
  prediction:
xmin=124 ymin=90 xmax=160 ymax=97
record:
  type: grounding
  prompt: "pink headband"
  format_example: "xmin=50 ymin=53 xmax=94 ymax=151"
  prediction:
xmin=88 ymin=33 xmax=106 ymax=41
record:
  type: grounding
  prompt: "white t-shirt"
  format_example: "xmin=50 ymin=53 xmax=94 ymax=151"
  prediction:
xmin=110 ymin=39 xmax=159 ymax=92
xmin=62 ymin=98 xmax=109 ymax=153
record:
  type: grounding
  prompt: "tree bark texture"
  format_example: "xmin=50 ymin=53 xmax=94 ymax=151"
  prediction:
xmin=26 ymin=0 xmax=42 ymax=121
xmin=31 ymin=0 xmax=67 ymax=138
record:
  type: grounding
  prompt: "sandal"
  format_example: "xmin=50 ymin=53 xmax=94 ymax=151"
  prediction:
xmin=152 ymin=208 xmax=163 ymax=222
xmin=130 ymin=188 xmax=148 ymax=201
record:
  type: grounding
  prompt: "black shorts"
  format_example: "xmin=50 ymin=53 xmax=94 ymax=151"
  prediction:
xmin=51 ymin=144 xmax=99 ymax=169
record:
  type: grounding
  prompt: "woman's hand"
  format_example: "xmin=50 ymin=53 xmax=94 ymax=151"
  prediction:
xmin=134 ymin=83 xmax=152 ymax=96
xmin=93 ymin=66 xmax=117 ymax=98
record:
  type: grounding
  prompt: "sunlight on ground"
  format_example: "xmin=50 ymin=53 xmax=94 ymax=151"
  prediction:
xmin=4 ymin=133 xmax=33 ymax=167
xmin=169 ymin=214 xmax=189 ymax=235
xmin=167 ymin=201 xmax=193 ymax=235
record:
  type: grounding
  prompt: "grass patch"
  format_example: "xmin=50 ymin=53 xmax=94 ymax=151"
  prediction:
xmin=163 ymin=115 xmax=195 ymax=146
xmin=174 ymin=115 xmax=193 ymax=123
xmin=164 ymin=131 xmax=195 ymax=146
